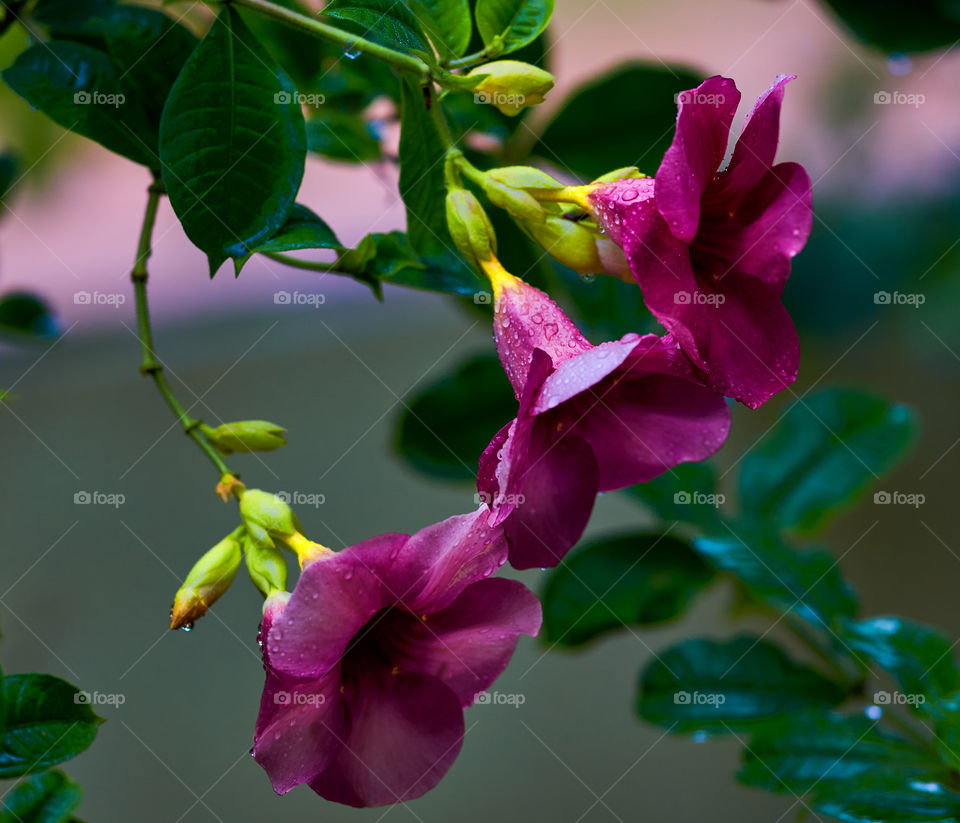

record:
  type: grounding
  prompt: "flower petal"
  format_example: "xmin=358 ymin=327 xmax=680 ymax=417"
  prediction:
xmin=725 ymin=74 xmax=795 ymax=197
xmin=253 ymin=668 xmax=347 ymax=795
xmin=309 ymin=671 xmax=464 ymax=807
xmin=391 ymin=578 xmax=542 ymax=706
xmin=502 ymin=419 xmax=598 ymax=569
xmin=656 ymin=76 xmax=741 ymax=243
xmin=268 ymin=537 xmax=405 ymax=679
xmin=391 ymin=508 xmax=508 ymax=614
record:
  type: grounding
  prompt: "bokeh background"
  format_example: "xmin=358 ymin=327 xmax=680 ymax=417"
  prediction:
xmin=1 ymin=0 xmax=959 ymax=820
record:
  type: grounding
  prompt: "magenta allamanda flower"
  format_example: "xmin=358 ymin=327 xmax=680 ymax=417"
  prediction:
xmin=586 ymin=75 xmax=813 ymax=408
xmin=252 ymin=507 xmax=540 ymax=807
xmin=477 ymin=260 xmax=731 ymax=569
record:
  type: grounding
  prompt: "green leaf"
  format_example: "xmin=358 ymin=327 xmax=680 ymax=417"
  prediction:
xmin=0 ymin=292 xmax=57 ymax=339
xmin=739 ymin=387 xmax=916 ymax=534
xmin=845 ymin=617 xmax=960 ymax=710
xmin=409 ymin=0 xmax=471 ymax=59
xmin=237 ymin=0 xmax=326 ymax=87
xmin=637 ymin=636 xmax=847 ymax=733
xmin=814 ymin=774 xmax=960 ymax=823
xmin=534 ymin=63 xmax=703 ymax=180
xmin=694 ymin=533 xmax=858 ymax=632
xmin=820 ymin=0 xmax=960 ymax=53
xmin=623 ymin=462 xmax=723 ymax=532
xmin=398 ymin=78 xmax=452 ymax=255
xmin=31 ymin=0 xmax=114 ymax=41
xmin=236 ymin=204 xmax=341 ymax=273
xmin=323 ymin=0 xmax=428 ymax=52
xmin=159 ymin=7 xmax=306 ymax=275
xmin=394 ymin=354 xmax=514 ymax=480
xmin=3 ymin=40 xmax=156 ymax=168
xmin=0 ymin=674 xmax=103 ymax=778
xmin=0 ymin=770 xmax=83 ymax=823
xmin=306 ymin=111 xmax=382 ymax=163
xmin=739 ymin=713 xmax=943 ymax=795
xmin=543 ymin=533 xmax=715 ymax=647
xmin=0 ymin=153 xmax=17 ymax=203
xmin=475 ymin=0 xmax=554 ymax=56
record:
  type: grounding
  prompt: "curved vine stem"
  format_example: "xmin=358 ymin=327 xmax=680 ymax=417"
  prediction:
xmin=131 ymin=179 xmax=234 ymax=480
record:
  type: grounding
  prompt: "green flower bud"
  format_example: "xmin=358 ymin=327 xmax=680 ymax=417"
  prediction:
xmin=239 ymin=489 xmax=302 ymax=542
xmin=467 ymin=60 xmax=555 ymax=116
xmin=526 ymin=215 xmax=603 ymax=275
xmin=244 ymin=530 xmax=288 ymax=598
xmin=483 ymin=178 xmax=545 ymax=224
xmin=202 ymin=420 xmax=287 ymax=455
xmin=170 ymin=527 xmax=243 ymax=629
xmin=446 ymin=188 xmax=497 ymax=267
xmin=486 ymin=166 xmax=564 ymax=191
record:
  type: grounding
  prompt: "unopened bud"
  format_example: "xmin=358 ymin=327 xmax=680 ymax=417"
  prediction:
xmin=487 ymin=166 xmax=564 ymax=191
xmin=170 ymin=527 xmax=243 ymax=629
xmin=468 ymin=60 xmax=555 ymax=116
xmin=446 ymin=188 xmax=497 ymax=268
xmin=244 ymin=530 xmax=288 ymax=598
xmin=483 ymin=178 xmax=545 ymax=223
xmin=239 ymin=489 xmax=302 ymax=543
xmin=527 ymin=215 xmax=604 ymax=275
xmin=202 ymin=420 xmax=287 ymax=454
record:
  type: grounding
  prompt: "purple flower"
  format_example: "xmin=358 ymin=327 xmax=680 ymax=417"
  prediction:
xmin=252 ymin=508 xmax=541 ymax=807
xmin=478 ymin=263 xmax=731 ymax=569
xmin=588 ymin=75 xmax=812 ymax=408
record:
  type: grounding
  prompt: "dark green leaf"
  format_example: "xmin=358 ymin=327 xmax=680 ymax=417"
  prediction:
xmin=694 ymin=533 xmax=858 ymax=631
xmin=3 ymin=41 xmax=156 ymax=168
xmin=534 ymin=63 xmax=702 ymax=180
xmin=543 ymin=533 xmax=715 ymax=647
xmin=238 ymin=0 xmax=325 ymax=87
xmin=306 ymin=111 xmax=382 ymax=163
xmin=475 ymin=0 xmax=554 ymax=55
xmin=0 ymin=293 xmax=57 ymax=339
xmin=739 ymin=387 xmax=916 ymax=534
xmin=323 ymin=0 xmax=428 ymax=52
xmin=394 ymin=354 xmax=514 ymax=480
xmin=739 ymin=713 xmax=942 ymax=795
xmin=0 ymin=674 xmax=103 ymax=778
xmin=0 ymin=770 xmax=83 ymax=823
xmin=637 ymin=636 xmax=847 ymax=733
xmin=236 ymin=204 xmax=341 ymax=273
xmin=398 ymin=78 xmax=452 ymax=255
xmin=623 ymin=462 xmax=723 ymax=532
xmin=410 ymin=0 xmax=471 ymax=59
xmin=159 ymin=7 xmax=306 ymax=275
xmin=820 ymin=0 xmax=960 ymax=53
xmin=0 ymin=153 xmax=17 ymax=203
xmin=814 ymin=773 xmax=960 ymax=823
xmin=32 ymin=0 xmax=114 ymax=41
xmin=845 ymin=617 xmax=960 ymax=710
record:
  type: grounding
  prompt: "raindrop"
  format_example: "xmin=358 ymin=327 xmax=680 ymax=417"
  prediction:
xmin=580 ymin=273 xmax=596 ymax=283
xmin=180 ymin=622 xmax=194 ymax=632
xmin=343 ymin=47 xmax=361 ymax=60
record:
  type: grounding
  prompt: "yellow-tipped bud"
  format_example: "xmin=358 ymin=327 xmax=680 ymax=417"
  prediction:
xmin=202 ymin=420 xmax=287 ymax=455
xmin=170 ymin=527 xmax=243 ymax=630
xmin=446 ymin=188 xmax=497 ymax=268
xmin=467 ymin=60 xmax=555 ymax=116
xmin=244 ymin=531 xmax=288 ymax=598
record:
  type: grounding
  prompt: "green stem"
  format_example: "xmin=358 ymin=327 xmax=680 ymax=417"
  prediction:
xmin=222 ymin=0 xmax=432 ymax=81
xmin=445 ymin=48 xmax=498 ymax=71
xmin=783 ymin=616 xmax=862 ymax=688
xmin=263 ymin=251 xmax=340 ymax=273
xmin=132 ymin=180 xmax=233 ymax=479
